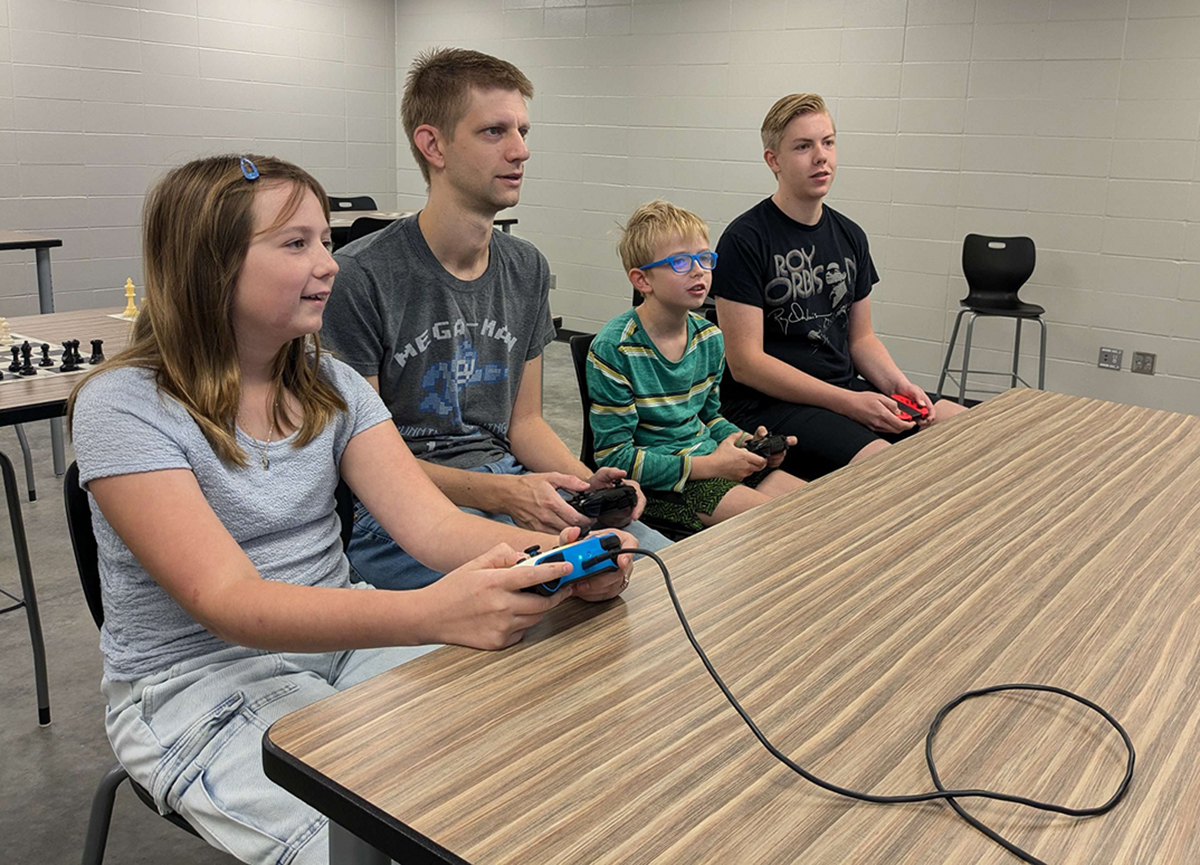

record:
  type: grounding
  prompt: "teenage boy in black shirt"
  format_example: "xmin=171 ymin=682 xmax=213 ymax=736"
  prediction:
xmin=712 ymin=93 xmax=966 ymax=479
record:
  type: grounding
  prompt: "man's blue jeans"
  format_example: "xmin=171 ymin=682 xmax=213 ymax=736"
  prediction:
xmin=348 ymin=453 xmax=672 ymax=590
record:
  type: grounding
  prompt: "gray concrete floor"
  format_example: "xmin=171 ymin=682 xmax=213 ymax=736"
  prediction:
xmin=0 ymin=340 xmax=585 ymax=864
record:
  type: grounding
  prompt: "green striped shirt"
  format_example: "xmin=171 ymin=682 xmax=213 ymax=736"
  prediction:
xmin=586 ymin=309 xmax=744 ymax=492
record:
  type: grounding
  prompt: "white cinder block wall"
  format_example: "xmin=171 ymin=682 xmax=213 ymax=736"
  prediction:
xmin=395 ymin=0 xmax=1200 ymax=414
xmin=0 ymin=0 xmax=396 ymax=315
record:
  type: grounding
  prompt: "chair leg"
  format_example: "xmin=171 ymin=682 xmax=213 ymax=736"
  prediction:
xmin=937 ymin=309 xmax=967 ymax=399
xmin=960 ymin=312 xmax=977 ymax=405
xmin=1011 ymin=318 xmax=1023 ymax=389
xmin=13 ymin=423 xmax=37 ymax=502
xmin=1036 ymin=317 xmax=1047 ymax=389
xmin=82 ymin=763 xmax=129 ymax=865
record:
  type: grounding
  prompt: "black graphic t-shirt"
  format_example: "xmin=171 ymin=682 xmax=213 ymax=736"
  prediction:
xmin=712 ymin=198 xmax=878 ymax=405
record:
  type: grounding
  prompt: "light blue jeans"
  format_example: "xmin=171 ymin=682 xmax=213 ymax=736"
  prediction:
xmin=103 ymin=640 xmax=435 ymax=865
xmin=349 ymin=453 xmax=672 ymax=590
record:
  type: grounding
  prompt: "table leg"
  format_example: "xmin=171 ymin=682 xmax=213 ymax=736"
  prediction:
xmin=34 ymin=247 xmax=55 ymax=313
xmin=0 ymin=449 xmax=51 ymax=726
xmin=329 ymin=821 xmax=392 ymax=865
xmin=34 ymin=248 xmax=67 ymax=476
xmin=50 ymin=418 xmax=65 ymax=478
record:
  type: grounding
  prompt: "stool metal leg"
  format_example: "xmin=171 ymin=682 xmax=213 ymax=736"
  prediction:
xmin=50 ymin=417 xmax=66 ymax=478
xmin=1011 ymin=318 xmax=1023 ymax=389
xmin=1 ymin=449 xmax=51 ymax=725
xmin=13 ymin=423 xmax=37 ymax=501
xmin=937 ymin=309 xmax=967 ymax=399
xmin=1036 ymin=317 xmax=1047 ymax=389
xmin=82 ymin=763 xmax=129 ymax=865
xmin=960 ymin=312 xmax=978 ymax=405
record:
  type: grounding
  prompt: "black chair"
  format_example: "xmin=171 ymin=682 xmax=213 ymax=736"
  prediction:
xmin=936 ymin=234 xmax=1045 ymax=404
xmin=568 ymin=334 xmax=697 ymax=541
xmin=327 ymin=195 xmax=377 ymax=212
xmin=65 ymin=462 xmax=357 ymax=865
xmin=346 ymin=216 xmax=393 ymax=245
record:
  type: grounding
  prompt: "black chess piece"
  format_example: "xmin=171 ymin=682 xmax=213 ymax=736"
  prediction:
xmin=60 ymin=340 xmax=80 ymax=372
xmin=71 ymin=340 xmax=84 ymax=366
xmin=89 ymin=338 xmax=105 ymax=364
xmin=9 ymin=345 xmax=20 ymax=372
xmin=19 ymin=340 xmax=37 ymax=376
xmin=39 ymin=343 xmax=53 ymax=367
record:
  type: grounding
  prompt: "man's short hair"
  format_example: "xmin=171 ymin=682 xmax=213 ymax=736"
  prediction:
xmin=760 ymin=93 xmax=833 ymax=153
xmin=618 ymin=200 xmax=710 ymax=274
xmin=401 ymin=47 xmax=534 ymax=184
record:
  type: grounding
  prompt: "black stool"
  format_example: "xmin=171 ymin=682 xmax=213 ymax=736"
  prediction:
xmin=937 ymin=234 xmax=1045 ymax=403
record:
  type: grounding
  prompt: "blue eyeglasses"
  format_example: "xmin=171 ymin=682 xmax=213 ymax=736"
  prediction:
xmin=639 ymin=251 xmax=718 ymax=273
xmin=240 ymin=157 xmax=260 ymax=181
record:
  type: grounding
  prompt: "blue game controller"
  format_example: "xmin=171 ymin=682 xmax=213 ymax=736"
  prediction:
xmin=515 ymin=533 xmax=623 ymax=595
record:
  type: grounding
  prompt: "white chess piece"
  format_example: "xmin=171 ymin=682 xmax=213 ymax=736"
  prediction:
xmin=0 ymin=317 xmax=10 ymax=347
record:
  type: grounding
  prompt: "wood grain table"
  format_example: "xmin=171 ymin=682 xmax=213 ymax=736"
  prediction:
xmin=1 ymin=308 xmax=134 ymax=726
xmin=264 ymin=389 xmax=1200 ymax=864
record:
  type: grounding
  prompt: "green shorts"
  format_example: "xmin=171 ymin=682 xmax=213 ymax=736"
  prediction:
xmin=643 ymin=469 xmax=771 ymax=531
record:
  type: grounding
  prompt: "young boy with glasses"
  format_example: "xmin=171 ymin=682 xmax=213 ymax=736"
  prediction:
xmin=586 ymin=201 xmax=805 ymax=531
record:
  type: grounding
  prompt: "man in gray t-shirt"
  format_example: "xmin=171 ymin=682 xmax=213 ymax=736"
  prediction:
xmin=322 ymin=48 xmax=669 ymax=589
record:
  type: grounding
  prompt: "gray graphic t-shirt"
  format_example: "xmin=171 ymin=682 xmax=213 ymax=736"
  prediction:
xmin=323 ymin=215 xmax=557 ymax=469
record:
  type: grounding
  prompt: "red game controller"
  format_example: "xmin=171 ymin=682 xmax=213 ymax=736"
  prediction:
xmin=891 ymin=394 xmax=929 ymax=422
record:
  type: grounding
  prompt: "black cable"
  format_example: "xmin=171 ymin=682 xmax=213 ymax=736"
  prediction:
xmin=613 ymin=548 xmax=1136 ymax=865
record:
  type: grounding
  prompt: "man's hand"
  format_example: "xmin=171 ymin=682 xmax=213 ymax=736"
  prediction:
xmin=553 ymin=526 xmax=637 ymax=603
xmin=584 ymin=467 xmax=646 ymax=523
xmin=504 ymin=472 xmax=593 ymax=533
xmin=842 ymin=391 xmax=916 ymax=434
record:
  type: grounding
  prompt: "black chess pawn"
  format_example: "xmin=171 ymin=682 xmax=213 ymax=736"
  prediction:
xmin=89 ymin=339 xmax=105 ymax=364
xmin=39 ymin=343 xmax=53 ymax=367
xmin=9 ymin=345 xmax=21 ymax=372
xmin=19 ymin=340 xmax=37 ymax=376
xmin=60 ymin=340 xmax=80 ymax=372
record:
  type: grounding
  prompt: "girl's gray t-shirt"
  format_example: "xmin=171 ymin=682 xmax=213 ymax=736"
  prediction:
xmin=72 ymin=356 xmax=392 ymax=681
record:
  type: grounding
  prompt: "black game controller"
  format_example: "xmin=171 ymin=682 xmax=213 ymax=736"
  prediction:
xmin=566 ymin=480 xmax=638 ymax=527
xmin=743 ymin=434 xmax=788 ymax=458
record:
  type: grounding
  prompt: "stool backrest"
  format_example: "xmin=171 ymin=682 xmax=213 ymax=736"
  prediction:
xmin=327 ymin=195 xmax=377 ymax=212
xmin=569 ymin=334 xmax=598 ymax=470
xmin=347 ymin=216 xmax=393 ymax=245
xmin=962 ymin=234 xmax=1036 ymax=305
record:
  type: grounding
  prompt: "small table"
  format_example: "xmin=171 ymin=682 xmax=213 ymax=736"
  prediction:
xmin=1 ymin=309 xmax=135 ymax=726
xmin=1 ymin=231 xmax=67 ymax=474
xmin=264 ymin=389 xmax=1200 ymax=864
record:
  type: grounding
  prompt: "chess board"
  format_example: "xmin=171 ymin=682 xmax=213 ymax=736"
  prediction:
xmin=0 ymin=333 xmax=101 ymax=384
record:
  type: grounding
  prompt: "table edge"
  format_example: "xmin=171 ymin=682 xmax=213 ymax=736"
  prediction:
xmin=262 ymin=725 xmax=470 ymax=865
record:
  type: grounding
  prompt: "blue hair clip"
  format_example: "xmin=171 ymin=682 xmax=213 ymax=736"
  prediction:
xmin=240 ymin=157 xmax=260 ymax=181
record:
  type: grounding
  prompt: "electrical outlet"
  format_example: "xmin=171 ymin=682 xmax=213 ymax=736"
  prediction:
xmin=1132 ymin=351 xmax=1156 ymax=375
xmin=1098 ymin=347 xmax=1123 ymax=370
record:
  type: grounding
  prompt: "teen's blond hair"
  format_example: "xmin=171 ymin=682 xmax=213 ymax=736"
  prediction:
xmin=401 ymin=47 xmax=534 ymax=184
xmin=760 ymin=93 xmax=833 ymax=154
xmin=618 ymin=200 xmax=710 ymax=274
xmin=68 ymin=154 xmax=346 ymax=467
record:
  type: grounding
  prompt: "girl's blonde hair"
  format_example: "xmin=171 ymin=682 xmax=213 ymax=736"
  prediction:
xmin=69 ymin=154 xmax=346 ymax=466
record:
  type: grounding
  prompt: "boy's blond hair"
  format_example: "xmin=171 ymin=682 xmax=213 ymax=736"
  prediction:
xmin=401 ymin=47 xmax=534 ymax=184
xmin=760 ymin=93 xmax=833 ymax=153
xmin=618 ymin=200 xmax=709 ymax=274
